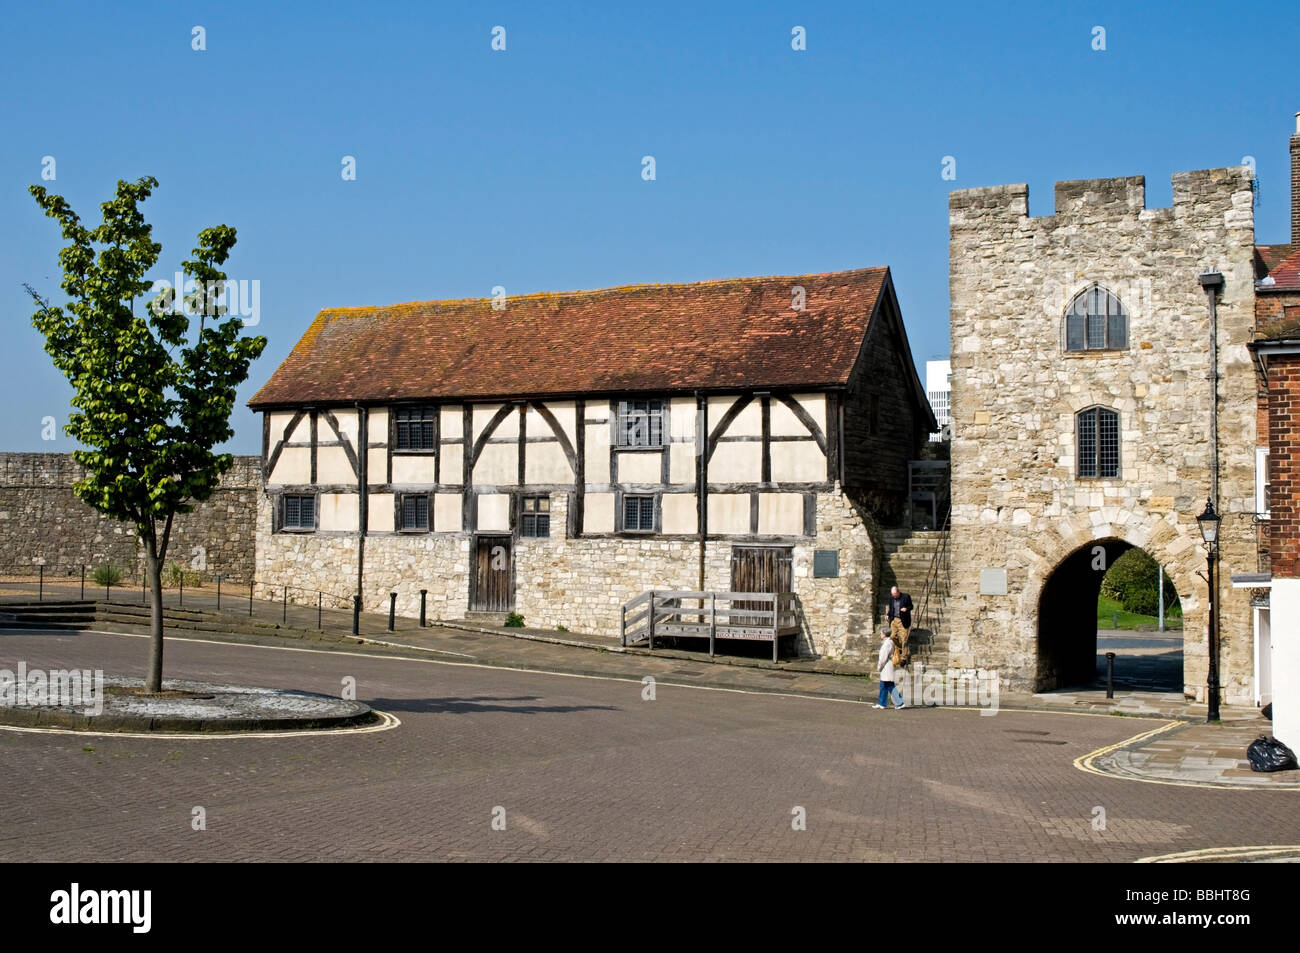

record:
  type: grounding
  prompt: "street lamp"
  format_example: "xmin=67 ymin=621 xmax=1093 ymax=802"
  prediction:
xmin=1196 ymin=497 xmax=1221 ymax=722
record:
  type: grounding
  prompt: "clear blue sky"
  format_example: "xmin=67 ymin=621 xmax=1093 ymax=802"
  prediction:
xmin=2 ymin=0 xmax=1296 ymax=453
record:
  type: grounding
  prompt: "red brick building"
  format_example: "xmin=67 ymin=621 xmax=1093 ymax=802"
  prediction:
xmin=1247 ymin=112 xmax=1300 ymax=745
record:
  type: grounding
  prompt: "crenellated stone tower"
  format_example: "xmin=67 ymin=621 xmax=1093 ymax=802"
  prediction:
xmin=946 ymin=168 xmax=1259 ymax=704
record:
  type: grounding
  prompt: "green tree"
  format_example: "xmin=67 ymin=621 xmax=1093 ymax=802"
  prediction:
xmin=26 ymin=177 xmax=266 ymax=692
xmin=1100 ymin=548 xmax=1180 ymax=617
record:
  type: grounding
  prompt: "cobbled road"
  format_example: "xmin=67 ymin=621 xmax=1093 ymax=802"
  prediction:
xmin=2 ymin=629 xmax=1296 ymax=862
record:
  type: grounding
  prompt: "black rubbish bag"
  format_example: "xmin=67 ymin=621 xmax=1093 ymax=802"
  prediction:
xmin=1247 ymin=734 xmax=1298 ymax=773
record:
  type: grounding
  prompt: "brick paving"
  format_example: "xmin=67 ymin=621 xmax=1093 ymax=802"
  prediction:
xmin=0 ymin=627 xmax=1297 ymax=862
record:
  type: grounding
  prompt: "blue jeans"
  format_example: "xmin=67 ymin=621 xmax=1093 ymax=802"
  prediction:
xmin=878 ymin=681 xmax=904 ymax=707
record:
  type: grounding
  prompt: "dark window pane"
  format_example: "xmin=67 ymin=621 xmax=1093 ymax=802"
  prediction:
xmin=401 ymin=495 xmax=428 ymax=530
xmin=1086 ymin=312 xmax=1106 ymax=349
xmin=1107 ymin=311 xmax=1127 ymax=349
xmin=284 ymin=495 xmax=314 ymax=529
xmin=624 ymin=495 xmax=654 ymax=531
xmin=1066 ymin=313 xmax=1085 ymax=351
xmin=395 ymin=407 xmax=434 ymax=450
xmin=1077 ymin=410 xmax=1097 ymax=477
xmin=618 ymin=399 xmax=664 ymax=447
xmin=1098 ymin=409 xmax=1119 ymax=477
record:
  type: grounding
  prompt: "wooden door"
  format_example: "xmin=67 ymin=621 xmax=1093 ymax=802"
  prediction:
xmin=730 ymin=546 xmax=792 ymax=625
xmin=472 ymin=536 xmax=513 ymax=612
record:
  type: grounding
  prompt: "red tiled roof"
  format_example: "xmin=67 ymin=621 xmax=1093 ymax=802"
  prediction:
xmin=1261 ymin=247 xmax=1300 ymax=292
xmin=249 ymin=268 xmax=891 ymax=408
xmin=1256 ymin=244 xmax=1297 ymax=282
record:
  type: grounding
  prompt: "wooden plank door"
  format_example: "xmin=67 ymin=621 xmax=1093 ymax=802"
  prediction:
xmin=730 ymin=546 xmax=792 ymax=624
xmin=472 ymin=535 xmax=513 ymax=612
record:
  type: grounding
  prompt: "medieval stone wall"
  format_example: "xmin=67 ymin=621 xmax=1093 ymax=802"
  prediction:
xmin=0 ymin=453 xmax=260 ymax=581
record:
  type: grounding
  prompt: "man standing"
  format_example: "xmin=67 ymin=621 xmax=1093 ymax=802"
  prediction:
xmin=888 ymin=585 xmax=914 ymax=661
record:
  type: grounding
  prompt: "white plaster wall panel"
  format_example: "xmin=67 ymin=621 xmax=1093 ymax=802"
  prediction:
xmin=440 ymin=405 xmax=463 ymax=439
xmin=525 ymin=442 xmax=573 ymax=484
xmin=474 ymin=444 xmax=517 ymax=486
xmin=316 ymin=446 xmax=356 ymax=485
xmin=392 ymin=455 xmax=436 ymax=485
xmin=708 ymin=493 xmax=750 ymax=534
xmin=318 ymin=493 xmax=359 ymax=532
xmin=477 ymin=493 xmax=511 ymax=532
xmin=269 ymin=412 xmax=297 ymax=442
xmin=440 ymin=444 xmax=463 ymax=484
xmin=535 ymin=400 xmax=577 ymax=443
xmin=331 ymin=409 xmax=359 ymax=446
xmin=661 ymin=492 xmax=698 ymax=534
xmin=669 ymin=397 xmax=697 ymax=444
xmin=365 ymin=409 xmax=388 ymax=446
xmin=434 ymin=493 xmax=462 ymax=532
xmin=366 ymin=449 xmax=386 ymax=484
xmin=584 ymin=493 xmax=614 ymax=533
xmin=768 ymin=400 xmax=807 ymax=437
xmin=771 ymin=442 xmax=826 ymax=482
xmin=669 ymin=445 xmax=696 ymax=484
xmin=794 ymin=394 xmax=827 ymax=434
xmin=758 ymin=493 xmax=803 ymax=536
xmin=710 ymin=442 xmax=761 ymax=483
xmin=368 ymin=493 xmax=394 ymax=532
xmin=270 ymin=447 xmax=310 ymax=485
xmin=616 ymin=451 xmax=661 ymax=484
xmin=475 ymin=403 xmax=517 ymax=439
xmin=707 ymin=396 xmax=762 ymax=436
xmin=585 ymin=426 xmax=610 ymax=482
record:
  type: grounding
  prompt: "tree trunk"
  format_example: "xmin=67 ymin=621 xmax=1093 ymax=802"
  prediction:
xmin=144 ymin=539 xmax=164 ymax=693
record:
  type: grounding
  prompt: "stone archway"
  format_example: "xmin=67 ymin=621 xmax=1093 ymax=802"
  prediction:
xmin=1037 ymin=538 xmax=1134 ymax=689
xmin=1015 ymin=512 xmax=1205 ymax=696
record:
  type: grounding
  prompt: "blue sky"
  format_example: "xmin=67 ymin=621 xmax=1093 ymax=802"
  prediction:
xmin=2 ymin=0 xmax=1296 ymax=453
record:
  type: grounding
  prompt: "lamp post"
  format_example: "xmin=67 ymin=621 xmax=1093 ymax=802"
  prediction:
xmin=1196 ymin=497 xmax=1222 ymax=722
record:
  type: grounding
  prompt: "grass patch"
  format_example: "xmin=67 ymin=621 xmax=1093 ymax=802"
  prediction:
xmin=1097 ymin=596 xmax=1182 ymax=631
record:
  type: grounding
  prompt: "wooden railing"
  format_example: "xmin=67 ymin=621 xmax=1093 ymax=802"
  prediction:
xmin=620 ymin=590 xmax=798 ymax=661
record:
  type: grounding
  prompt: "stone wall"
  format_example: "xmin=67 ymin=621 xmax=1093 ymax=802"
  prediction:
xmin=946 ymin=168 xmax=1260 ymax=703
xmin=0 ymin=453 xmax=260 ymax=581
xmin=255 ymin=485 xmax=880 ymax=656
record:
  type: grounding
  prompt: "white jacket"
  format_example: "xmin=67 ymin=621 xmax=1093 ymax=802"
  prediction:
xmin=878 ymin=637 xmax=896 ymax=682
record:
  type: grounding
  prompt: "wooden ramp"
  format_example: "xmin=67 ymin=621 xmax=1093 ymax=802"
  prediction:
xmin=620 ymin=590 xmax=798 ymax=662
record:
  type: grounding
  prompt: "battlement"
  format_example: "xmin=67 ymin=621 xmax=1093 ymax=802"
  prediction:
xmin=950 ymin=167 xmax=1253 ymax=231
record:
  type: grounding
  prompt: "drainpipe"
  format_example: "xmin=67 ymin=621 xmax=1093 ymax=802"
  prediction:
xmin=356 ymin=404 xmax=368 ymax=606
xmin=1199 ymin=271 xmax=1224 ymax=506
xmin=697 ymin=391 xmax=707 ymax=591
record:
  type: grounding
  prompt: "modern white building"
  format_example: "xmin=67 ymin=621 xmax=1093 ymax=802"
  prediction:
xmin=926 ymin=359 xmax=951 ymax=442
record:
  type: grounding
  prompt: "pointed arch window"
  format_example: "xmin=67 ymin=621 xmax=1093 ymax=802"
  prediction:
xmin=1077 ymin=406 xmax=1120 ymax=478
xmin=1065 ymin=286 xmax=1127 ymax=351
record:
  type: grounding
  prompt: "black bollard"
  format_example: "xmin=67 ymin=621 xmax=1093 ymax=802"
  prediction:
xmin=216 ymin=575 xmax=222 ymax=611
xmin=282 ymin=587 xmax=287 ymax=623
xmin=317 ymin=591 xmax=322 ymax=630
xmin=419 ymin=589 xmax=428 ymax=627
xmin=249 ymin=580 xmax=254 ymax=616
xmin=38 ymin=565 xmax=43 ymax=602
xmin=352 ymin=595 xmax=361 ymax=636
xmin=388 ymin=592 xmax=397 ymax=632
xmin=1105 ymin=651 xmax=1116 ymax=699
xmin=80 ymin=564 xmax=85 ymax=601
